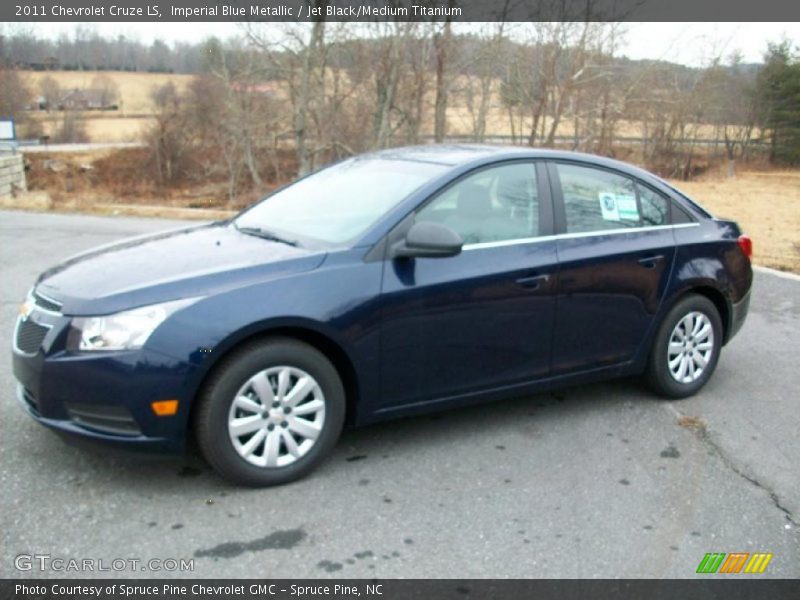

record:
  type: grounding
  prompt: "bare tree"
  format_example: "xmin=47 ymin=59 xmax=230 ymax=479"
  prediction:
xmin=38 ymin=75 xmax=61 ymax=111
xmin=206 ymin=41 xmax=265 ymax=188
xmin=147 ymin=82 xmax=191 ymax=184
xmin=90 ymin=73 xmax=120 ymax=107
xmin=0 ymin=63 xmax=34 ymax=133
xmin=368 ymin=22 xmax=409 ymax=149
xmin=245 ymin=20 xmax=329 ymax=175
xmin=702 ymin=54 xmax=758 ymax=176
xmin=500 ymin=21 xmax=620 ymax=147
xmin=461 ymin=21 xmax=509 ymax=142
xmin=293 ymin=20 xmax=326 ymax=173
xmin=52 ymin=110 xmax=88 ymax=143
xmin=433 ymin=20 xmax=452 ymax=143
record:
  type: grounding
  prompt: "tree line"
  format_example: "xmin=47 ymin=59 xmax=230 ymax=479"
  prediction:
xmin=0 ymin=26 xmax=203 ymax=73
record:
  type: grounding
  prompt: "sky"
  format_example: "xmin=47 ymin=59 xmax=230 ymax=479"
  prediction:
xmin=8 ymin=21 xmax=800 ymax=67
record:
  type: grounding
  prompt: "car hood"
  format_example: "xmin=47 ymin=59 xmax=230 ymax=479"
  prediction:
xmin=36 ymin=222 xmax=327 ymax=315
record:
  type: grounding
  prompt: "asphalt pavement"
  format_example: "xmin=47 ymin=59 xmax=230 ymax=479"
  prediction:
xmin=1 ymin=210 xmax=798 ymax=579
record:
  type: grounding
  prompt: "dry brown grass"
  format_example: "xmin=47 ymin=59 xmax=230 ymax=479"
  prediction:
xmin=444 ymin=105 xmax=724 ymax=140
xmin=28 ymin=113 xmax=153 ymax=143
xmin=669 ymin=170 xmax=800 ymax=273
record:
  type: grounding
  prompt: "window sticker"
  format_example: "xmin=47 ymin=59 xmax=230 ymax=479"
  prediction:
xmin=598 ymin=192 xmax=620 ymax=221
xmin=598 ymin=192 xmax=639 ymax=222
xmin=616 ymin=194 xmax=639 ymax=220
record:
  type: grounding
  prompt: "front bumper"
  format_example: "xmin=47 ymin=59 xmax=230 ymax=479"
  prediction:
xmin=12 ymin=325 xmax=197 ymax=454
xmin=15 ymin=383 xmax=180 ymax=453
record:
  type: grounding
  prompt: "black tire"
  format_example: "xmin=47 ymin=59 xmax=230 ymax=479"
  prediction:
xmin=645 ymin=294 xmax=723 ymax=399
xmin=194 ymin=337 xmax=345 ymax=487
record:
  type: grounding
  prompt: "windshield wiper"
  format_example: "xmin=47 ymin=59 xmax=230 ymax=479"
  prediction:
xmin=234 ymin=224 xmax=299 ymax=247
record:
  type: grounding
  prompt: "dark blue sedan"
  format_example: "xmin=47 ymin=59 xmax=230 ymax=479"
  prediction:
xmin=12 ymin=146 xmax=752 ymax=486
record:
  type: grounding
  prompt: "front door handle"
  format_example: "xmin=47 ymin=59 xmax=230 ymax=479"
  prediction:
xmin=637 ymin=255 xmax=664 ymax=269
xmin=516 ymin=274 xmax=550 ymax=290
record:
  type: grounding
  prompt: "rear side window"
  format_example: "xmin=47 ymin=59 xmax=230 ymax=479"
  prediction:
xmin=557 ymin=164 xmax=639 ymax=233
xmin=556 ymin=163 xmax=678 ymax=233
xmin=671 ymin=202 xmax=695 ymax=224
xmin=636 ymin=184 xmax=670 ymax=227
xmin=661 ymin=181 xmax=713 ymax=219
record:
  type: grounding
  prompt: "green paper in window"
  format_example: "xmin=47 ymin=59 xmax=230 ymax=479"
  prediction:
xmin=616 ymin=194 xmax=639 ymax=220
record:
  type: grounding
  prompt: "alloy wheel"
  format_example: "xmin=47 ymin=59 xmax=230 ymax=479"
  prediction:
xmin=227 ymin=366 xmax=326 ymax=468
xmin=667 ymin=311 xmax=715 ymax=384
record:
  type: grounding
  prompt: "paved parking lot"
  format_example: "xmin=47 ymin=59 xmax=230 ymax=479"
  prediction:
xmin=1 ymin=210 xmax=798 ymax=578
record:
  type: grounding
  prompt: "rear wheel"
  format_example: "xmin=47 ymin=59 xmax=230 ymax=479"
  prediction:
xmin=194 ymin=338 xmax=345 ymax=486
xmin=645 ymin=294 xmax=723 ymax=398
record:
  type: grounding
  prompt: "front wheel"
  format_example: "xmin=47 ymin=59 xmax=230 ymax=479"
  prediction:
xmin=645 ymin=294 xmax=723 ymax=399
xmin=194 ymin=338 xmax=345 ymax=486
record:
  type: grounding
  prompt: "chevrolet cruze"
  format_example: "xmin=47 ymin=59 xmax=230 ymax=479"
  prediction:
xmin=12 ymin=145 xmax=752 ymax=486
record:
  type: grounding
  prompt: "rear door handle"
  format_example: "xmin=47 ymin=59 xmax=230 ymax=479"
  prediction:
xmin=637 ymin=255 xmax=664 ymax=269
xmin=516 ymin=274 xmax=550 ymax=290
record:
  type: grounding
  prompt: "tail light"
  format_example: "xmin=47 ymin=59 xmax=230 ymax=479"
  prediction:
xmin=738 ymin=235 xmax=752 ymax=261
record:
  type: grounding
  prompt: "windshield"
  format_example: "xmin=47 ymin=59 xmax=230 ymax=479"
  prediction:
xmin=234 ymin=158 xmax=447 ymax=245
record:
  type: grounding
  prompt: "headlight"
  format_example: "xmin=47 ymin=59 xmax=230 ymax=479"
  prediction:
xmin=71 ymin=298 xmax=198 ymax=351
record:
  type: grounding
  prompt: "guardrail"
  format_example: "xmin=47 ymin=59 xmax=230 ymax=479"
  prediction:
xmin=18 ymin=141 xmax=145 ymax=153
xmin=426 ymin=134 xmax=770 ymax=148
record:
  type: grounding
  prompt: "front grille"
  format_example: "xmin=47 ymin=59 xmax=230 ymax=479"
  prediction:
xmin=15 ymin=319 xmax=49 ymax=354
xmin=33 ymin=291 xmax=62 ymax=312
xmin=65 ymin=403 xmax=142 ymax=437
xmin=20 ymin=386 xmax=40 ymax=416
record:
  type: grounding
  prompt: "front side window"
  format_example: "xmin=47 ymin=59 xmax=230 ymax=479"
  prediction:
xmin=235 ymin=158 xmax=447 ymax=245
xmin=416 ymin=163 xmax=539 ymax=245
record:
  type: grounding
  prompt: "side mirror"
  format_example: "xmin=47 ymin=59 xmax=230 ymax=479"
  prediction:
xmin=391 ymin=221 xmax=463 ymax=259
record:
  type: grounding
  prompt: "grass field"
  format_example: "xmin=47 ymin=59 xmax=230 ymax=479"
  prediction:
xmin=28 ymin=114 xmax=153 ymax=143
xmin=669 ymin=170 xmax=800 ymax=273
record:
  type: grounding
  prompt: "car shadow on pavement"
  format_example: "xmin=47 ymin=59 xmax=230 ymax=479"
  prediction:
xmin=18 ymin=376 xmax=652 ymax=493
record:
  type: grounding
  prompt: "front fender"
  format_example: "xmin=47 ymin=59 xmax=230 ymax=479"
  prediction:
xmin=143 ymin=250 xmax=383 ymax=430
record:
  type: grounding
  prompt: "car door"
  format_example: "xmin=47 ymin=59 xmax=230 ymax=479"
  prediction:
xmin=378 ymin=161 xmax=557 ymax=409
xmin=548 ymin=161 xmax=677 ymax=374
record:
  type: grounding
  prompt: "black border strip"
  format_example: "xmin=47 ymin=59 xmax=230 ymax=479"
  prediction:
xmin=4 ymin=0 xmax=800 ymax=22
xmin=4 ymin=579 xmax=800 ymax=600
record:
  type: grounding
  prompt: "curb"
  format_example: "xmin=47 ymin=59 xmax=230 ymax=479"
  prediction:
xmin=0 ymin=197 xmax=235 ymax=221
xmin=754 ymin=265 xmax=800 ymax=282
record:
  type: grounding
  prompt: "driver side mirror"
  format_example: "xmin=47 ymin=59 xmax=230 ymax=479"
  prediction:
xmin=391 ymin=221 xmax=463 ymax=259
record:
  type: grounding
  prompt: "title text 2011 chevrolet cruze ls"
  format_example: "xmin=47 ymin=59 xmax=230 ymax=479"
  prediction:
xmin=12 ymin=146 xmax=752 ymax=486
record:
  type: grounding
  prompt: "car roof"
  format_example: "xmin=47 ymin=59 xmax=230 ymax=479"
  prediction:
xmin=368 ymin=144 xmax=516 ymax=165
xmin=368 ymin=144 xmax=653 ymax=178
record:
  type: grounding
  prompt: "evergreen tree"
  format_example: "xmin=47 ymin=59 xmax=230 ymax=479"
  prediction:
xmin=757 ymin=42 xmax=800 ymax=165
